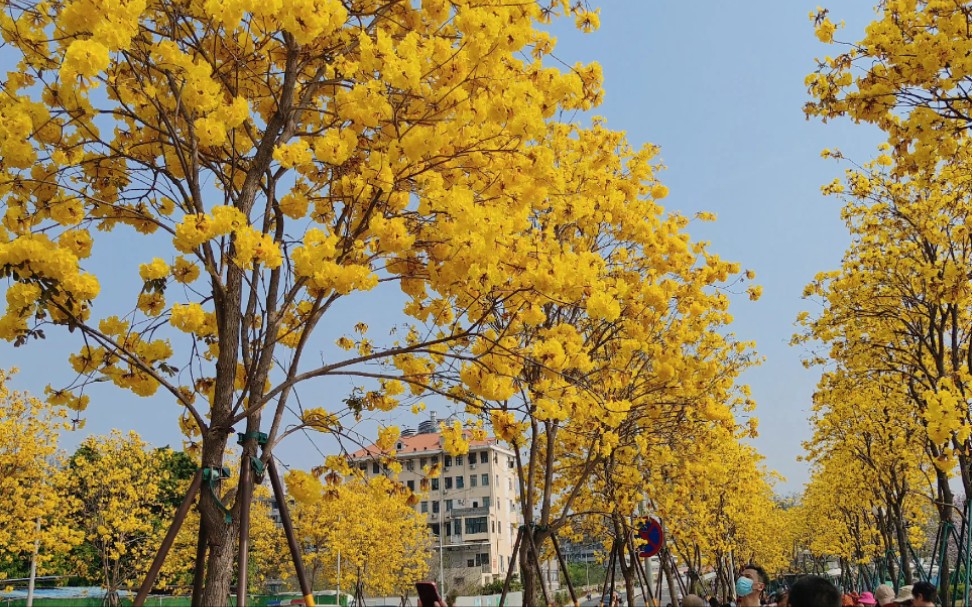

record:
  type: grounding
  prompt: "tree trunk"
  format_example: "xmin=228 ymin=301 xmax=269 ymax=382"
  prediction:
xmin=196 ymin=428 xmax=237 ymax=606
xmin=612 ymin=515 xmax=635 ymax=607
xmin=891 ymin=503 xmax=913 ymax=585
xmin=519 ymin=528 xmax=536 ymax=604
xmin=935 ymin=472 xmax=955 ymax=605
xmin=661 ymin=550 xmax=679 ymax=607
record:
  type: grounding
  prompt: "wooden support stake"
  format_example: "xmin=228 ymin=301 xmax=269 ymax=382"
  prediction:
xmin=236 ymin=454 xmax=253 ymax=607
xmin=526 ymin=528 xmax=549 ymax=607
xmin=601 ymin=542 xmax=617 ymax=607
xmin=627 ymin=527 xmax=653 ymax=607
xmin=268 ymin=458 xmax=315 ymax=607
xmin=134 ymin=470 xmax=202 ymax=607
xmin=190 ymin=517 xmax=208 ymax=607
xmin=551 ymin=534 xmax=578 ymax=607
xmin=499 ymin=526 xmax=524 ymax=607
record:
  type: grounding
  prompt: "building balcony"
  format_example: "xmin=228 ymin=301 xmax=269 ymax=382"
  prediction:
xmin=452 ymin=506 xmax=489 ymax=517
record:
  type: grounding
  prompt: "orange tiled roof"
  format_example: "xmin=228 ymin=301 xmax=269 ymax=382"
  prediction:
xmin=349 ymin=431 xmax=499 ymax=459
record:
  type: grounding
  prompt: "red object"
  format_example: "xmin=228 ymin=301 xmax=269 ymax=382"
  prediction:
xmin=636 ymin=518 xmax=664 ymax=558
xmin=416 ymin=581 xmax=444 ymax=606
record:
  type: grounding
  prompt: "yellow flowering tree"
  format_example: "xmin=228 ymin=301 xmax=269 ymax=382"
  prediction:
xmin=795 ymin=151 xmax=972 ymax=526
xmin=0 ymin=369 xmax=81 ymax=581
xmin=281 ymin=471 xmax=431 ymax=598
xmin=0 ymin=0 xmax=607 ymax=600
xmin=796 ymin=367 xmax=932 ymax=584
xmin=63 ymin=431 xmax=190 ymax=606
xmin=420 ymin=119 xmax=762 ymax=599
xmin=805 ymin=2 xmax=972 ymax=175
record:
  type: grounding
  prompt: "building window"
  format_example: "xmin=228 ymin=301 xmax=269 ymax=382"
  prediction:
xmin=420 ymin=457 xmax=426 ymax=468
xmin=456 ymin=455 xmax=463 ymax=466
xmin=476 ymin=553 xmax=489 ymax=566
xmin=406 ymin=460 xmax=414 ymax=471
xmin=407 ymin=480 xmax=415 ymax=491
xmin=467 ymin=559 xmax=475 ymax=567
xmin=430 ymin=523 xmax=440 ymax=536
xmin=492 ymin=520 xmax=496 ymax=533
xmin=482 ymin=496 xmax=490 ymax=509
xmin=508 ymin=478 xmax=513 ymax=491
xmin=456 ymin=475 xmax=464 ymax=489
xmin=421 ymin=501 xmax=428 ymax=514
xmin=453 ymin=520 xmax=461 ymax=535
xmin=481 ymin=474 xmax=489 ymax=486
xmin=359 ymin=463 xmax=366 ymax=471
xmin=445 ymin=499 xmax=453 ymax=511
xmin=445 ymin=455 xmax=453 ymax=468
xmin=495 ymin=474 xmax=499 ymax=487
xmin=470 ymin=475 xmax=477 ymax=487
xmin=445 ymin=477 xmax=453 ymax=490
xmin=480 ymin=451 xmax=488 ymax=464
xmin=431 ymin=478 xmax=439 ymax=491
xmin=432 ymin=501 xmax=440 ymax=514
xmin=465 ymin=517 xmax=488 ymax=534
xmin=372 ymin=462 xmax=379 ymax=474
xmin=508 ymin=456 xmax=515 ymax=468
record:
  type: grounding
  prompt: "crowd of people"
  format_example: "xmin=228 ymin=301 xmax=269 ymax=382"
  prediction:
xmin=666 ymin=566 xmax=941 ymax=607
xmin=588 ymin=564 xmax=942 ymax=607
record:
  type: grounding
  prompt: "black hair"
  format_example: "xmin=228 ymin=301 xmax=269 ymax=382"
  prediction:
xmin=789 ymin=576 xmax=841 ymax=607
xmin=744 ymin=564 xmax=770 ymax=587
xmin=912 ymin=582 xmax=937 ymax=604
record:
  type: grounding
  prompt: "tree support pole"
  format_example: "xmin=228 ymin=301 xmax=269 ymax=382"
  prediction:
xmin=191 ymin=517 xmax=208 ymax=607
xmin=551 ymin=534 xmax=578 ymax=607
xmin=134 ymin=470 xmax=202 ymax=607
xmin=601 ymin=541 xmax=617 ymax=607
xmin=268 ymin=458 xmax=315 ymax=607
xmin=526 ymin=527 xmax=550 ymax=607
xmin=627 ymin=528 xmax=653 ymax=607
xmin=499 ymin=525 xmax=524 ymax=607
xmin=654 ymin=548 xmax=664 ymax=604
xmin=236 ymin=453 xmax=253 ymax=607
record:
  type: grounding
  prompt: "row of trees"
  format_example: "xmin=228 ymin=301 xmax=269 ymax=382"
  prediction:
xmin=0 ymin=0 xmax=793 ymax=604
xmin=0 ymin=376 xmax=433 ymax=604
xmin=0 ymin=378 xmax=197 ymax=604
xmin=793 ymin=0 xmax=972 ymax=595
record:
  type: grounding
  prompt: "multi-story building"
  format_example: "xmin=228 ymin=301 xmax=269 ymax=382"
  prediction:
xmin=349 ymin=413 xmax=522 ymax=591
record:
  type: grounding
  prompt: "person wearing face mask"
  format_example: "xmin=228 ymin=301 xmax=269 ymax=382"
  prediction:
xmin=736 ymin=564 xmax=769 ymax=607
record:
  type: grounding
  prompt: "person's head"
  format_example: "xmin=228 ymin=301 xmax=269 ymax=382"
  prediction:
xmin=892 ymin=585 xmax=913 ymax=607
xmin=685 ymin=595 xmax=707 ymax=607
xmin=874 ymin=585 xmax=895 ymax=607
xmin=775 ymin=591 xmax=790 ymax=607
xmin=858 ymin=592 xmax=877 ymax=607
xmin=737 ymin=564 xmax=769 ymax=603
xmin=788 ymin=575 xmax=841 ymax=607
xmin=911 ymin=582 xmax=936 ymax=607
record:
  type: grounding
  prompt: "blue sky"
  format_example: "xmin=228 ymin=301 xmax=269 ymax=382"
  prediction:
xmin=0 ymin=2 xmax=884 ymax=494
xmin=540 ymin=2 xmax=884 ymax=492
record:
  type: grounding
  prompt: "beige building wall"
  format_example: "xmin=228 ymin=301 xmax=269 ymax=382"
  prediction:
xmin=350 ymin=430 xmax=522 ymax=590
